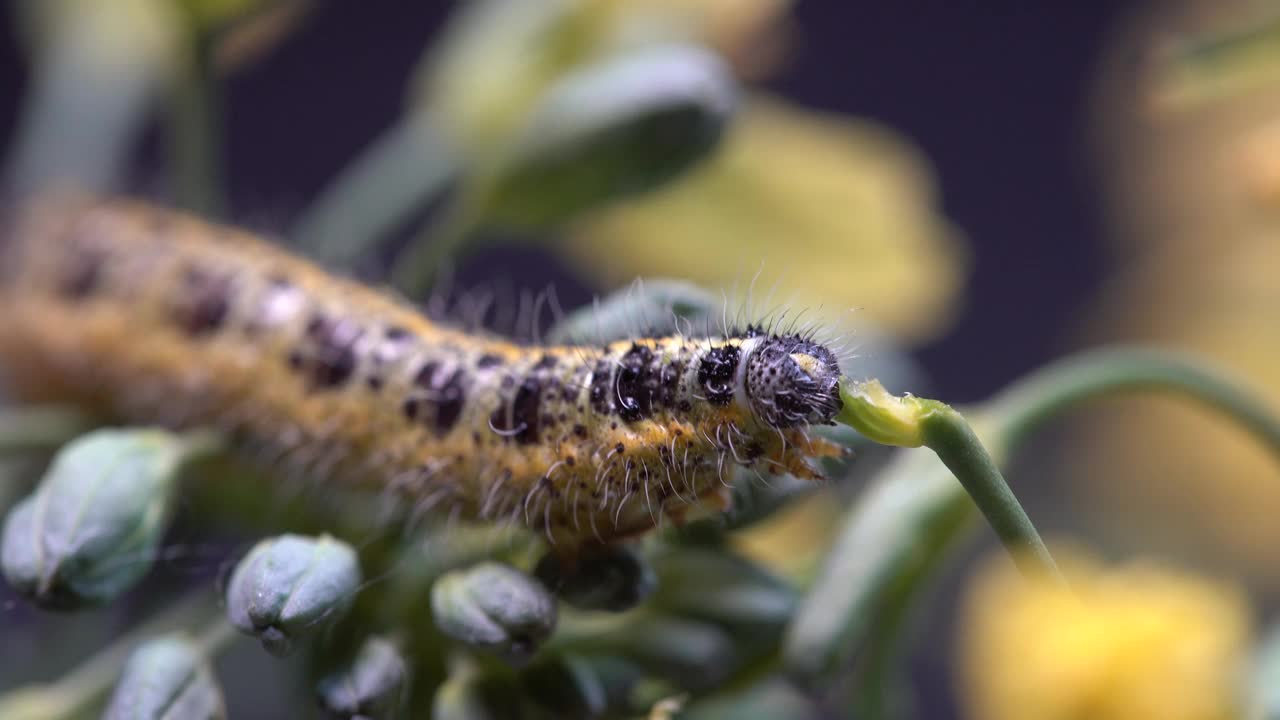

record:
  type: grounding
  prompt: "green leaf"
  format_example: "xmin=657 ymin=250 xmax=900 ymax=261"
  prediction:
xmin=649 ymin=546 xmax=796 ymax=628
xmin=291 ymin=115 xmax=458 ymax=266
xmin=555 ymin=613 xmax=736 ymax=691
xmin=480 ymin=44 xmax=736 ymax=229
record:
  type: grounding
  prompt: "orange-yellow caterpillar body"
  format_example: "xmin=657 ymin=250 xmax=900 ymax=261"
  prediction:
xmin=0 ymin=197 xmax=844 ymax=548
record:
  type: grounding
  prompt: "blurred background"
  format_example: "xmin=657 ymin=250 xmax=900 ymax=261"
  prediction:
xmin=6 ymin=1 xmax=1280 ymax=718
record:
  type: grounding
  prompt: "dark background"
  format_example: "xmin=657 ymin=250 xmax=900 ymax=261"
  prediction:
xmin=0 ymin=2 xmax=1133 ymax=717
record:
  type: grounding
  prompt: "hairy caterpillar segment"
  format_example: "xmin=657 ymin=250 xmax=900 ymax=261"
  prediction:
xmin=0 ymin=197 xmax=845 ymax=548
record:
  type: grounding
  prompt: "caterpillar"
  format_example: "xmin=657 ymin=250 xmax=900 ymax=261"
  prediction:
xmin=0 ymin=196 xmax=846 ymax=550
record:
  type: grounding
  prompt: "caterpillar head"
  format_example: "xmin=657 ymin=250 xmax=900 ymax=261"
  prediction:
xmin=743 ymin=335 xmax=843 ymax=428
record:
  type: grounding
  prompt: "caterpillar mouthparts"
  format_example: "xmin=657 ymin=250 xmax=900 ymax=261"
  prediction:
xmin=0 ymin=195 xmax=847 ymax=549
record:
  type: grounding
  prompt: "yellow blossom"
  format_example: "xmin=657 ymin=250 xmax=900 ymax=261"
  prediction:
xmin=958 ymin=546 xmax=1252 ymax=720
xmin=562 ymin=97 xmax=967 ymax=343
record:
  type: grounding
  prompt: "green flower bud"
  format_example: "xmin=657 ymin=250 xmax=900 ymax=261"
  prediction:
xmin=431 ymin=562 xmax=557 ymax=665
xmin=102 ymin=633 xmax=226 ymax=720
xmin=225 ymin=533 xmax=361 ymax=657
xmin=482 ymin=44 xmax=737 ymax=228
xmin=1 ymin=429 xmax=186 ymax=610
xmin=316 ymin=636 xmax=408 ymax=720
xmin=534 ymin=545 xmax=656 ymax=612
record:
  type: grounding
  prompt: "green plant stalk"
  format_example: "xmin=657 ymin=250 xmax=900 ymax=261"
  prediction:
xmin=0 ymin=406 xmax=97 ymax=456
xmin=2 ymin=26 xmax=157 ymax=201
xmin=836 ymin=379 xmax=1062 ymax=582
xmin=292 ymin=114 xmax=458 ymax=266
xmin=835 ymin=346 xmax=1280 ymax=719
xmin=391 ymin=173 xmax=493 ymax=298
xmin=918 ymin=402 xmax=1061 ymax=580
xmin=989 ymin=346 xmax=1280 ymax=456
xmin=170 ymin=26 xmax=223 ymax=218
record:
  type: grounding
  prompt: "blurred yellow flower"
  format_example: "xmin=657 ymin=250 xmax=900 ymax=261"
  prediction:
xmin=1072 ymin=0 xmax=1280 ymax=587
xmin=958 ymin=546 xmax=1252 ymax=720
xmin=562 ymin=97 xmax=967 ymax=343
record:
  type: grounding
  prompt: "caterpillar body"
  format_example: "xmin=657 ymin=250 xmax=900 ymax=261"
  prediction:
xmin=0 ymin=197 xmax=845 ymax=549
